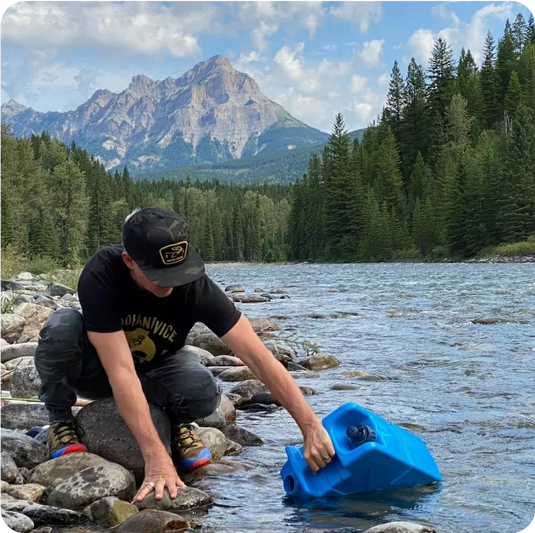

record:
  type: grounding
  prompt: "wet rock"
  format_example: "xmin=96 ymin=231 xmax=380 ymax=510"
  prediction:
xmin=299 ymin=353 xmax=339 ymax=371
xmin=1 ymin=430 xmax=48 ymax=469
xmin=5 ymin=483 xmax=46 ymax=503
xmin=13 ymin=304 xmax=53 ymax=339
xmin=471 ymin=318 xmax=506 ymax=325
xmin=248 ymin=318 xmax=280 ymax=333
xmin=222 ymin=423 xmax=263 ymax=446
xmin=299 ymin=385 xmax=318 ymax=396
xmin=1 ymin=510 xmax=34 ymax=532
xmin=270 ymin=315 xmax=291 ymax=320
xmin=1 ymin=280 xmax=25 ymax=291
xmin=90 ymin=496 xmax=138 ymax=527
xmin=218 ymin=366 xmax=256 ymax=382
xmin=254 ymin=288 xmax=265 ymax=293
xmin=134 ymin=487 xmax=212 ymax=512
xmin=248 ymin=392 xmax=280 ymax=405
xmin=10 ymin=359 xmax=41 ymax=398
xmin=206 ymin=355 xmax=244 ymax=367
xmin=19 ymin=503 xmax=87 ymax=527
xmin=225 ymin=440 xmax=243 ymax=456
xmin=270 ymin=288 xmax=287 ymax=294
xmin=29 ymin=453 xmax=109 ymax=488
xmin=331 ymin=383 xmax=359 ymax=391
xmin=225 ymin=284 xmax=245 ymax=293
xmin=195 ymin=407 xmax=226 ymax=429
xmin=229 ymin=379 xmax=268 ymax=399
xmin=239 ymin=403 xmax=279 ymax=413
xmin=307 ymin=313 xmax=329 ymax=319
xmin=46 ymin=463 xmax=136 ymax=510
xmin=118 ymin=509 xmax=189 ymax=532
xmin=185 ymin=460 xmax=251 ymax=481
xmin=287 ymin=361 xmax=309 ymax=371
xmin=342 ymin=370 xmax=386 ymax=381
xmin=263 ymin=340 xmax=296 ymax=360
xmin=0 ymin=342 xmax=37 ymax=363
xmin=231 ymin=294 xmax=271 ymax=303
xmin=75 ymin=398 xmax=170 ymax=482
xmin=187 ymin=332 xmax=229 ymax=356
xmin=1 ymin=314 xmax=26 ymax=344
xmin=363 ymin=522 xmax=437 ymax=533
xmin=219 ymin=394 xmax=236 ymax=422
xmin=183 ymin=345 xmax=215 ymax=365
xmin=0 ymin=402 xmax=48 ymax=431
xmin=197 ymin=427 xmax=227 ymax=461
xmin=1 ymin=452 xmax=22 ymax=483
xmin=45 ymin=283 xmax=75 ymax=298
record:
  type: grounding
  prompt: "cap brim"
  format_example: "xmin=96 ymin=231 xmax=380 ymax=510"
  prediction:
xmin=140 ymin=248 xmax=205 ymax=287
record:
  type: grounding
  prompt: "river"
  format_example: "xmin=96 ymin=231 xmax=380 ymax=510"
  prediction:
xmin=196 ymin=262 xmax=535 ymax=533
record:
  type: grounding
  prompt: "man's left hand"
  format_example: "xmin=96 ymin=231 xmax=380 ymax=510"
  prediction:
xmin=302 ymin=422 xmax=336 ymax=474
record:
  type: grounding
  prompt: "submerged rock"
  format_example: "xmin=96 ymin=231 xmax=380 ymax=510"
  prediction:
xmin=231 ymin=294 xmax=271 ymax=303
xmin=363 ymin=522 xmax=437 ymax=533
xmin=331 ymin=383 xmax=359 ymax=391
xmin=1 ymin=429 xmax=48 ymax=469
xmin=134 ymin=487 xmax=212 ymax=512
xmin=90 ymin=496 xmax=139 ymax=527
xmin=197 ymin=427 xmax=227 ymax=461
xmin=225 ymin=284 xmax=245 ymax=293
xmin=118 ymin=509 xmax=189 ymax=532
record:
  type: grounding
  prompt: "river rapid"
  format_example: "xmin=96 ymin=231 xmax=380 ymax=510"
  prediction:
xmin=198 ymin=262 xmax=535 ymax=533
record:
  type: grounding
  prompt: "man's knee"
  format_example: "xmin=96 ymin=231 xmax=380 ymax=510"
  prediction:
xmin=177 ymin=366 xmax=221 ymax=420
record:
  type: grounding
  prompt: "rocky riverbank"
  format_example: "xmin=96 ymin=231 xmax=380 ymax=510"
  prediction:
xmin=1 ymin=272 xmax=438 ymax=533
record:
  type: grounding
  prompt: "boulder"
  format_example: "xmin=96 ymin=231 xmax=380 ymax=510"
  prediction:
xmin=197 ymin=427 xmax=227 ymax=461
xmin=16 ymin=273 xmax=33 ymax=281
xmin=225 ymin=439 xmax=244 ymax=456
xmin=187 ymin=332 xmax=230 ymax=356
xmin=90 ymin=496 xmax=139 ymax=528
xmin=206 ymin=355 xmax=244 ymax=367
xmin=263 ymin=340 xmax=296 ymax=360
xmin=0 ymin=510 xmax=34 ymax=532
xmin=218 ymin=366 xmax=256 ymax=382
xmin=13 ymin=304 xmax=53 ymax=340
xmin=45 ymin=283 xmax=75 ymax=298
xmin=46 ymin=463 xmax=136 ymax=510
xmin=0 ymin=314 xmax=26 ymax=344
xmin=183 ymin=345 xmax=215 ymax=365
xmin=1 ymin=280 xmax=25 ymax=291
xmin=28 ymin=453 xmax=109 ymax=488
xmin=195 ymin=407 xmax=226 ymax=429
xmin=231 ymin=294 xmax=271 ymax=303
xmin=10 ymin=359 xmax=41 ymax=398
xmin=1 ymin=452 xmax=21 ymax=483
xmin=219 ymin=394 xmax=236 ymax=422
xmin=248 ymin=318 xmax=280 ymax=333
xmin=245 ymin=392 xmax=280 ymax=406
xmin=222 ymin=423 xmax=263 ymax=446
xmin=254 ymin=288 xmax=265 ymax=293
xmin=299 ymin=353 xmax=340 ymax=371
xmin=118 ymin=509 xmax=189 ymax=532
xmin=15 ymin=335 xmax=31 ymax=344
xmin=75 ymin=398 xmax=171 ymax=482
xmin=270 ymin=288 xmax=288 ymax=294
xmin=224 ymin=284 xmax=245 ymax=293
xmin=0 ymin=342 xmax=37 ymax=363
xmin=363 ymin=522 xmax=437 ymax=533
xmin=0 ymin=403 xmax=48 ymax=431
xmin=32 ymin=296 xmax=62 ymax=311
xmin=331 ymin=383 xmax=359 ymax=391
xmin=18 ymin=503 xmax=87 ymax=527
xmin=134 ymin=487 xmax=212 ymax=512
xmin=1 ymin=430 xmax=48 ymax=469
xmin=4 ymin=356 xmax=34 ymax=370
xmin=299 ymin=385 xmax=318 ymax=395
xmin=229 ymin=379 xmax=268 ymax=398
xmin=5 ymin=483 xmax=46 ymax=503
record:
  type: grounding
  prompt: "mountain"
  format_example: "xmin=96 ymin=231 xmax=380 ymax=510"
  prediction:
xmin=1 ymin=56 xmax=328 ymax=172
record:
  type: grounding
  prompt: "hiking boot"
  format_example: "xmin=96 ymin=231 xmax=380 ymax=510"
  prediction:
xmin=48 ymin=418 xmax=87 ymax=459
xmin=172 ymin=423 xmax=211 ymax=471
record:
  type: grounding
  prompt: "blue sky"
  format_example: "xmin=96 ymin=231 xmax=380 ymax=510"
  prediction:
xmin=1 ymin=1 xmax=533 ymax=132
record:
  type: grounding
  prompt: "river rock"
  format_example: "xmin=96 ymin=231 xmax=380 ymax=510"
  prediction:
xmin=45 ymin=283 xmax=75 ymax=298
xmin=229 ymin=379 xmax=268 ymax=398
xmin=248 ymin=392 xmax=280 ymax=406
xmin=342 ymin=370 xmax=386 ymax=381
xmin=1 ymin=280 xmax=25 ymax=291
xmin=363 ymin=522 xmax=437 ymax=533
xmin=299 ymin=353 xmax=340 ymax=371
xmin=1 ymin=481 xmax=8 ymax=492
xmin=1 ymin=510 xmax=34 ymax=532
xmin=90 ymin=497 xmax=138 ymax=527
xmin=14 ymin=295 xmax=33 ymax=306
xmin=218 ymin=366 xmax=256 ymax=382
xmin=299 ymin=385 xmax=317 ymax=395
xmin=225 ymin=284 xmax=245 ymax=293
xmin=270 ymin=288 xmax=287 ymax=294
xmin=0 ymin=402 xmax=48 ymax=430
xmin=28 ymin=453 xmax=109 ymax=488
xmin=19 ymin=503 xmax=87 ymax=527
xmin=222 ymin=423 xmax=263 ymax=446
xmin=183 ymin=345 xmax=215 ymax=365
xmin=1 ymin=430 xmax=48 ymax=469
xmin=1 ymin=314 xmax=26 ymax=344
xmin=331 ymin=383 xmax=359 ymax=391
xmin=118 ymin=509 xmax=189 ymax=532
xmin=197 ymin=427 xmax=227 ymax=461
xmin=225 ymin=439 xmax=244 ymax=456
xmin=135 ymin=487 xmax=212 ymax=512
xmin=263 ymin=340 xmax=296 ymax=360
xmin=75 ymin=398 xmax=171 ymax=482
xmin=15 ymin=335 xmax=31 ymax=344
xmin=10 ymin=359 xmax=41 ymax=398
xmin=16 ymin=273 xmax=33 ymax=281
xmin=1 ymin=452 xmax=22 ymax=483
xmin=187 ymin=332 xmax=230 ymax=356
xmin=206 ymin=355 xmax=244 ymax=367
xmin=195 ymin=406 xmax=226 ymax=429
xmin=46 ymin=463 xmax=136 ymax=510
xmin=231 ymin=294 xmax=271 ymax=303
xmin=33 ymin=296 xmax=62 ymax=311
xmin=248 ymin=318 xmax=280 ymax=333
xmin=207 ymin=366 xmax=229 ymax=377
xmin=254 ymin=288 xmax=265 ymax=293
xmin=219 ymin=394 xmax=236 ymax=422
xmin=13 ymin=304 xmax=53 ymax=339
xmin=5 ymin=357 xmax=34 ymax=371
xmin=5 ymin=483 xmax=46 ymax=503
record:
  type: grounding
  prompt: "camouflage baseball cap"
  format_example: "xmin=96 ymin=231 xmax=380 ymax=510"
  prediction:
xmin=122 ymin=207 xmax=205 ymax=287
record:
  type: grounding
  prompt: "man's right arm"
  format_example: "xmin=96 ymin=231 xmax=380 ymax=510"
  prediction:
xmin=87 ymin=330 xmax=184 ymax=501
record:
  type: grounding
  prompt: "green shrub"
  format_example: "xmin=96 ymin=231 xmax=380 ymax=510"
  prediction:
xmin=43 ymin=268 xmax=82 ymax=290
xmin=480 ymin=236 xmax=535 ymax=257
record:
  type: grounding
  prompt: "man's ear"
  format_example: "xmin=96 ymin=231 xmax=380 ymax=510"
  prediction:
xmin=122 ymin=251 xmax=135 ymax=270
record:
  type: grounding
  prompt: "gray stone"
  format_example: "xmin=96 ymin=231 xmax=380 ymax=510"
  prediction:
xmin=14 ymin=295 xmax=33 ymax=306
xmin=195 ymin=407 xmax=226 ymax=429
xmin=225 ymin=439 xmax=244 ymax=456
xmin=263 ymin=340 xmax=296 ymax=360
xmin=19 ymin=503 xmax=87 ymax=527
xmin=0 ymin=314 xmax=25 ymax=344
xmin=1 ymin=452 xmax=21 ymax=483
xmin=9 ymin=359 xmax=41 ymax=398
xmin=1 ymin=510 xmax=34 ymax=532
xmin=206 ymin=355 xmax=244 ymax=366
xmin=187 ymin=331 xmax=230 ymax=356
xmin=363 ymin=522 xmax=437 ymax=533
xmin=246 ymin=392 xmax=280 ymax=406
xmin=225 ymin=284 xmax=245 ymax=293
xmin=1 ymin=341 xmax=37 ymax=363
xmin=197 ymin=427 xmax=227 ymax=461
xmin=90 ymin=496 xmax=139 ymax=527
xmin=248 ymin=318 xmax=280 ymax=333
xmin=1 ymin=430 xmax=48 ymax=468
xmin=254 ymin=288 xmax=265 ymax=292
xmin=299 ymin=385 xmax=318 ymax=395
xmin=15 ymin=335 xmax=31 ymax=344
xmin=5 ymin=483 xmax=46 ymax=503
xmin=270 ymin=288 xmax=288 ymax=294
xmin=28 ymin=453 xmax=109 ymax=488
xmin=0 ymin=338 xmax=9 ymax=347
xmin=13 ymin=304 xmax=53 ymax=339
xmin=222 ymin=423 xmax=263 ymax=446
xmin=183 ymin=345 xmax=215 ymax=365
xmin=231 ymin=294 xmax=271 ymax=303
xmin=299 ymin=353 xmax=340 ymax=371
xmin=331 ymin=383 xmax=359 ymax=391
xmin=134 ymin=487 xmax=212 ymax=512
xmin=118 ymin=509 xmax=189 ymax=532
xmin=1 ymin=280 xmax=25 ymax=291
xmin=218 ymin=366 xmax=256 ymax=382
xmin=46 ymin=463 xmax=136 ymax=510
xmin=45 ymin=283 xmax=74 ymax=298
xmin=219 ymin=394 xmax=236 ymax=422
xmin=1 ymin=481 xmax=9 ymax=492
xmin=229 ymin=379 xmax=268 ymax=398
xmin=0 ymin=499 xmax=33 ymax=512
xmin=16 ymin=273 xmax=33 ymax=281
xmin=0 ymin=402 xmax=48 ymax=430
xmin=75 ymin=398 xmax=171 ymax=482
xmin=33 ymin=296 xmax=62 ymax=311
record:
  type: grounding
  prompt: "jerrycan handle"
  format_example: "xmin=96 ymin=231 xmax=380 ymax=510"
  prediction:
xmin=346 ymin=425 xmax=376 ymax=447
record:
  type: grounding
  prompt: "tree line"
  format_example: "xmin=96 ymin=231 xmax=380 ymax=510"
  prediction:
xmin=289 ymin=15 xmax=535 ymax=261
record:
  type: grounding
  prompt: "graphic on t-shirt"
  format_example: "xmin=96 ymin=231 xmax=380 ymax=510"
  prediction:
xmin=125 ymin=328 xmax=156 ymax=363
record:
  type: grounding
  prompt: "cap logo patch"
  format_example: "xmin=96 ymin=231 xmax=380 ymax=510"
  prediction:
xmin=159 ymin=241 xmax=188 ymax=265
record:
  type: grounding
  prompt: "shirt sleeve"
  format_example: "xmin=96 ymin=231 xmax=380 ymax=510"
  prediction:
xmin=78 ymin=271 xmax=123 ymax=333
xmin=190 ymin=274 xmax=242 ymax=337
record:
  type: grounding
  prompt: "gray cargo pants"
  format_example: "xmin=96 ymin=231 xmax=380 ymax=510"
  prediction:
xmin=34 ymin=308 xmax=221 ymax=424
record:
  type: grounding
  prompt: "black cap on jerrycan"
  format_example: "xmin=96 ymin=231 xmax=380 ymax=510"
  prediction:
xmin=347 ymin=425 xmax=376 ymax=447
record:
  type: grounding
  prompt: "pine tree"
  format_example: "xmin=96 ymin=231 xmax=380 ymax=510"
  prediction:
xmin=527 ymin=14 xmax=535 ymax=45
xmin=1 ymin=193 xmax=14 ymax=249
xmin=505 ymin=71 xmax=523 ymax=116
xmin=456 ymin=48 xmax=483 ymax=133
xmin=122 ymin=166 xmax=134 ymax=208
xmin=427 ymin=38 xmax=456 ymax=119
xmin=512 ymin=13 xmax=527 ymax=55
xmin=480 ymin=31 xmax=499 ymax=129
xmin=203 ymin=212 xmax=215 ymax=262
xmin=385 ymin=61 xmax=405 ymax=141
xmin=518 ymin=43 xmax=535 ymax=111
xmin=496 ymin=20 xmax=518 ymax=112
xmin=28 ymin=208 xmax=59 ymax=258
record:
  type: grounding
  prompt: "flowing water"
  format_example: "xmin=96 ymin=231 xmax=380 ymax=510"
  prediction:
xmin=196 ymin=262 xmax=535 ymax=533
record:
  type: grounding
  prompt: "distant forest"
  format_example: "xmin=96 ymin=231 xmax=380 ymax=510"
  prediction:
xmin=2 ymin=15 xmax=534 ymax=268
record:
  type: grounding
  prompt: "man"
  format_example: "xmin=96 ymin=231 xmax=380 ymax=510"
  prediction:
xmin=35 ymin=207 xmax=335 ymax=503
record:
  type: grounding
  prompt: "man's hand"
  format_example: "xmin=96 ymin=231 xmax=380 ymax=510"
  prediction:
xmin=133 ymin=451 xmax=185 ymax=503
xmin=302 ymin=421 xmax=336 ymax=474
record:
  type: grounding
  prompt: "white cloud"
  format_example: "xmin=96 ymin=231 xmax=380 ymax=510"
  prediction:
xmin=377 ymin=72 xmax=390 ymax=87
xmin=352 ymin=102 xmax=374 ymax=124
xmin=356 ymin=39 xmax=385 ymax=69
xmin=330 ymin=2 xmax=383 ymax=33
xmin=432 ymin=4 xmax=461 ymax=27
xmin=351 ymin=74 xmax=368 ymax=93
xmin=322 ymin=44 xmax=339 ymax=52
xmin=406 ymin=29 xmax=436 ymax=65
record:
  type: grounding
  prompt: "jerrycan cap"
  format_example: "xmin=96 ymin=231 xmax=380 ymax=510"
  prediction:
xmin=347 ymin=425 xmax=376 ymax=447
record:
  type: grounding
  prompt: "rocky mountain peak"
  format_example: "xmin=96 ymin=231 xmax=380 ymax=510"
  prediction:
xmin=1 ymin=99 xmax=28 ymax=120
xmin=126 ymin=74 xmax=158 ymax=97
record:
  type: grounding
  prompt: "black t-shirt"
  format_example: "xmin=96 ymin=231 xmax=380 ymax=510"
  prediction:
xmin=78 ymin=245 xmax=241 ymax=364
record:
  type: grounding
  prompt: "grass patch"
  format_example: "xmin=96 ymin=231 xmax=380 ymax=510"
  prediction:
xmin=43 ymin=269 xmax=82 ymax=290
xmin=480 ymin=236 xmax=535 ymax=257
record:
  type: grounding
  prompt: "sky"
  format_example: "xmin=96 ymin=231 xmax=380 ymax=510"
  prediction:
xmin=1 ymin=1 xmax=533 ymax=133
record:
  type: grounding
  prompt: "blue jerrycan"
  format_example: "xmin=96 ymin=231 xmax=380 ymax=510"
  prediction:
xmin=281 ymin=403 xmax=442 ymax=498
